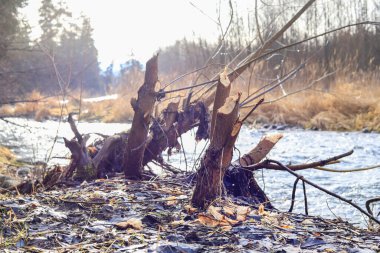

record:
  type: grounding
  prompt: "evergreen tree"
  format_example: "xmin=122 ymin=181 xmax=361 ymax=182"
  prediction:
xmin=38 ymin=0 xmax=71 ymax=51
xmin=0 ymin=0 xmax=26 ymax=59
xmin=0 ymin=0 xmax=28 ymax=100
xmin=77 ymin=17 xmax=101 ymax=93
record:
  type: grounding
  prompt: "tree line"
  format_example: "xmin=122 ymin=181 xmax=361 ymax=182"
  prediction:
xmin=0 ymin=0 xmax=103 ymax=103
xmin=1 ymin=0 xmax=379 ymax=103
xmin=157 ymin=0 xmax=380 ymax=89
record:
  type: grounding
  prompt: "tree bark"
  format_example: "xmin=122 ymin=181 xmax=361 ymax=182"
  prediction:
xmin=123 ymin=55 xmax=158 ymax=179
xmin=191 ymin=94 xmax=241 ymax=209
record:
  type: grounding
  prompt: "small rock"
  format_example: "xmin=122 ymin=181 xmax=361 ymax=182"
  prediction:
xmin=85 ymin=225 xmax=107 ymax=233
xmin=362 ymin=128 xmax=371 ymax=133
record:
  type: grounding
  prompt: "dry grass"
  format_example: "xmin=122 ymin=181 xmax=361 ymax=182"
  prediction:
xmin=242 ymin=76 xmax=380 ymax=131
xmin=1 ymin=68 xmax=379 ymax=131
xmin=0 ymin=146 xmax=17 ymax=173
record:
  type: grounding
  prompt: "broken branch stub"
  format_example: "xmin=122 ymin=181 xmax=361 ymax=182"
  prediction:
xmin=191 ymin=95 xmax=240 ymax=209
xmin=224 ymin=134 xmax=283 ymax=207
xmin=143 ymin=98 xmax=210 ymax=166
xmin=124 ymin=55 xmax=158 ymax=179
xmin=64 ymin=114 xmax=94 ymax=180
xmin=143 ymin=98 xmax=180 ymax=165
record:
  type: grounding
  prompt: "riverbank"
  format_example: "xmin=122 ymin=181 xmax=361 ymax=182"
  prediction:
xmin=1 ymin=118 xmax=380 ymax=225
xmin=1 ymin=82 xmax=380 ymax=132
xmin=1 ymin=174 xmax=379 ymax=252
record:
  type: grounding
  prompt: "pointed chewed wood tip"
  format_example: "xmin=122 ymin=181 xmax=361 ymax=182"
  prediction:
xmin=264 ymin=133 xmax=284 ymax=143
xmin=219 ymin=68 xmax=231 ymax=87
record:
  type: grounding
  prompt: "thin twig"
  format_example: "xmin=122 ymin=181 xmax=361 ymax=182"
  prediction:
xmin=302 ymin=180 xmax=308 ymax=215
xmin=289 ymin=176 xmax=301 ymax=212
xmin=247 ymin=150 xmax=353 ymax=171
xmin=240 ymin=98 xmax=264 ymax=122
xmin=315 ymin=164 xmax=380 ymax=173
xmin=366 ymin=197 xmax=380 ymax=217
xmin=266 ymin=159 xmax=380 ymax=225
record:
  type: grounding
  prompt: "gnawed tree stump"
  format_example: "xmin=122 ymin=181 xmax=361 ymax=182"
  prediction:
xmin=210 ymin=69 xmax=231 ymax=138
xmin=224 ymin=133 xmax=283 ymax=208
xmin=192 ymin=94 xmax=241 ymax=209
xmin=123 ymin=55 xmax=158 ymax=179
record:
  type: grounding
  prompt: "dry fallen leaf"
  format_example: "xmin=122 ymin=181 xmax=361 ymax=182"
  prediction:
xmin=301 ymin=219 xmax=315 ymax=226
xmin=171 ymin=220 xmax=185 ymax=226
xmin=281 ymin=225 xmax=294 ymax=229
xmin=198 ymin=214 xmax=221 ymax=227
xmin=184 ymin=204 xmax=198 ymax=214
xmin=223 ymin=205 xmax=235 ymax=216
xmin=115 ymin=218 xmax=143 ymax=230
xmin=165 ymin=196 xmax=178 ymax=206
xmin=236 ymin=206 xmax=251 ymax=221
xmin=258 ymin=204 xmax=265 ymax=215
xmin=159 ymin=187 xmax=184 ymax=195
xmin=197 ymin=214 xmax=232 ymax=231
xmin=207 ymin=205 xmax=239 ymax=226
xmin=208 ymin=205 xmax=224 ymax=221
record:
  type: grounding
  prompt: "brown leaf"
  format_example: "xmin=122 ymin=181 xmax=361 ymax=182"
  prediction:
xmin=160 ymin=187 xmax=183 ymax=195
xmin=258 ymin=204 xmax=265 ymax=215
xmin=281 ymin=225 xmax=294 ymax=229
xmin=171 ymin=220 xmax=185 ymax=226
xmin=207 ymin=205 xmax=239 ymax=226
xmin=236 ymin=206 xmax=251 ymax=221
xmin=184 ymin=205 xmax=198 ymax=214
xmin=115 ymin=218 xmax=143 ymax=230
xmin=164 ymin=196 xmax=178 ymax=206
xmin=223 ymin=205 xmax=235 ymax=216
xmin=197 ymin=214 xmax=220 ymax=227
xmin=207 ymin=205 xmax=224 ymax=221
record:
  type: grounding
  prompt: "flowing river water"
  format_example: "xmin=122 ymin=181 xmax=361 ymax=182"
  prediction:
xmin=1 ymin=117 xmax=379 ymax=227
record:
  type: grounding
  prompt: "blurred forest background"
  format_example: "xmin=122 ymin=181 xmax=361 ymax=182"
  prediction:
xmin=1 ymin=0 xmax=380 ymax=130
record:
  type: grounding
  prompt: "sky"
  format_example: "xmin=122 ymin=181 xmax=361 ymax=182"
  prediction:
xmin=21 ymin=0 xmax=236 ymax=69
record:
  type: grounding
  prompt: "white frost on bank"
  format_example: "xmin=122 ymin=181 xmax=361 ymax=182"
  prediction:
xmin=83 ymin=94 xmax=118 ymax=103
